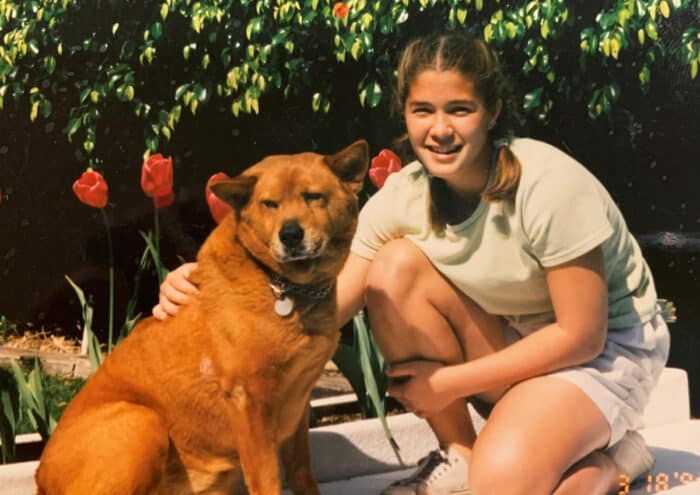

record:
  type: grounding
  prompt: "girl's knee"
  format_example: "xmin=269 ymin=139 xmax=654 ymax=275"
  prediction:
xmin=366 ymin=239 xmax=426 ymax=297
xmin=470 ymin=435 xmax=559 ymax=495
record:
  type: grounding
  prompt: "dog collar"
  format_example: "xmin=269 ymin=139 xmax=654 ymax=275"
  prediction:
xmin=266 ymin=271 xmax=333 ymax=317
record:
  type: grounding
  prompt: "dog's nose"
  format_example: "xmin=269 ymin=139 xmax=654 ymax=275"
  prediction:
xmin=279 ymin=221 xmax=304 ymax=248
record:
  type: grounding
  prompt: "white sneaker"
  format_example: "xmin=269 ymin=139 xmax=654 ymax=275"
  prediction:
xmin=381 ymin=446 xmax=472 ymax=495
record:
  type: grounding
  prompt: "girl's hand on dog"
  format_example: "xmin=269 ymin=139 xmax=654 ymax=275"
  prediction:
xmin=152 ymin=262 xmax=200 ymax=320
xmin=386 ymin=360 xmax=456 ymax=419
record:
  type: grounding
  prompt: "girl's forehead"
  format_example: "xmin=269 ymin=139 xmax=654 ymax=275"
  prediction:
xmin=407 ymin=69 xmax=480 ymax=100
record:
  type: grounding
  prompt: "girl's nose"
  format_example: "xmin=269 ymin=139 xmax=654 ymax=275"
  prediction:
xmin=429 ymin=113 xmax=454 ymax=140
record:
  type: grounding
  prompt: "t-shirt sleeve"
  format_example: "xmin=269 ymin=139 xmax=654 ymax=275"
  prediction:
xmin=520 ymin=156 xmax=613 ymax=267
xmin=351 ymin=172 xmax=406 ymax=260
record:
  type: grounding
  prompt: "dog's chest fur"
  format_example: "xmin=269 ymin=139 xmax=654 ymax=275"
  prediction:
xmin=159 ymin=220 xmax=339 ymax=451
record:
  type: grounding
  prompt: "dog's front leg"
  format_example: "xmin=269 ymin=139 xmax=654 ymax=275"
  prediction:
xmin=280 ymin=405 xmax=320 ymax=495
xmin=232 ymin=392 xmax=283 ymax=494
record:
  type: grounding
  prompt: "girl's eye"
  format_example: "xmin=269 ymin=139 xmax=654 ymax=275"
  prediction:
xmin=303 ymin=192 xmax=325 ymax=204
xmin=412 ymin=107 xmax=432 ymax=115
xmin=451 ymin=107 xmax=474 ymax=116
xmin=261 ymin=199 xmax=278 ymax=209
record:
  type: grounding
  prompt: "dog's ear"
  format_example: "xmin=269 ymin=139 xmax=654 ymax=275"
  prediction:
xmin=210 ymin=175 xmax=257 ymax=211
xmin=324 ymin=140 xmax=369 ymax=195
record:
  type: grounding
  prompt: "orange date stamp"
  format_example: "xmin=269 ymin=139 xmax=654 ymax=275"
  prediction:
xmin=618 ymin=471 xmax=699 ymax=493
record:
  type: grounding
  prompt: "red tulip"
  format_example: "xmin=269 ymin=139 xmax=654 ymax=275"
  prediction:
xmin=141 ymin=153 xmax=174 ymax=208
xmin=153 ymin=190 xmax=175 ymax=208
xmin=206 ymin=172 xmax=233 ymax=224
xmin=369 ymin=149 xmax=402 ymax=189
xmin=73 ymin=169 xmax=109 ymax=208
xmin=332 ymin=1 xmax=349 ymax=18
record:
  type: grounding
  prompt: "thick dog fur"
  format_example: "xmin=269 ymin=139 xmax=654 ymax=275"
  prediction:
xmin=35 ymin=141 xmax=369 ymax=495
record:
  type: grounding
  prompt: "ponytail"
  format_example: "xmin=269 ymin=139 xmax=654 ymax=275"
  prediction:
xmin=482 ymin=143 xmax=521 ymax=202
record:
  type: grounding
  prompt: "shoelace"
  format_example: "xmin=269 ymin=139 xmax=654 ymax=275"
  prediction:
xmin=400 ymin=450 xmax=448 ymax=485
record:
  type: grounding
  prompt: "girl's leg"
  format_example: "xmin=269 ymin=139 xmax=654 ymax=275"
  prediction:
xmin=365 ymin=239 xmax=511 ymax=459
xmin=469 ymin=375 xmax=619 ymax=495
xmin=365 ymin=239 xmax=624 ymax=494
xmin=553 ymin=451 xmax=621 ymax=495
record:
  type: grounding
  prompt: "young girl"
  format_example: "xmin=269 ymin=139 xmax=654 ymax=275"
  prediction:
xmin=155 ymin=33 xmax=669 ymax=495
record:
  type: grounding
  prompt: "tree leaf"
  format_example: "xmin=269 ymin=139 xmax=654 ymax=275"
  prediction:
xmin=28 ymin=39 xmax=39 ymax=56
xmin=66 ymin=118 xmax=81 ymax=140
xmin=523 ymin=86 xmax=543 ymax=111
xmin=44 ymin=56 xmax=56 ymax=75
xmin=151 ymin=22 xmax=163 ymax=40
xmin=40 ymin=99 xmax=52 ymax=118
xmin=195 ymin=85 xmax=208 ymax=102
xmin=457 ymin=8 xmax=467 ymax=24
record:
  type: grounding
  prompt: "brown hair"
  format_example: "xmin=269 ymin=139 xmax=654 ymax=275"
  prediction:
xmin=394 ymin=32 xmax=522 ymax=232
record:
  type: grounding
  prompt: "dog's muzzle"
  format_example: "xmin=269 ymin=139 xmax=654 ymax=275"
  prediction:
xmin=278 ymin=221 xmax=319 ymax=261
xmin=279 ymin=221 xmax=304 ymax=249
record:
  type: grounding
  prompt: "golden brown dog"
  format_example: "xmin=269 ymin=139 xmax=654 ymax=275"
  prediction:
xmin=35 ymin=140 xmax=369 ymax=495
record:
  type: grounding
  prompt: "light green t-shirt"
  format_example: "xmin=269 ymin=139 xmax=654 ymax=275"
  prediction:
xmin=351 ymin=138 xmax=658 ymax=328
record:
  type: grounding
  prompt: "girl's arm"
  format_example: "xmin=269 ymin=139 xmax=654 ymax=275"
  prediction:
xmin=154 ymin=253 xmax=372 ymax=324
xmin=336 ymin=252 xmax=372 ymax=327
xmin=387 ymin=246 xmax=608 ymax=416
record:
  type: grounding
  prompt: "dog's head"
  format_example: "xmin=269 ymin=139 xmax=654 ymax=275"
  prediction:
xmin=210 ymin=140 xmax=369 ymax=284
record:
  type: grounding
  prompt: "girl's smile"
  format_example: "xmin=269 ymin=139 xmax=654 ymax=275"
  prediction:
xmin=404 ymin=69 xmax=500 ymax=198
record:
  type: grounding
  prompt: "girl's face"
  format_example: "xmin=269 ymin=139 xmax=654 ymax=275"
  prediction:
xmin=404 ymin=69 xmax=500 ymax=197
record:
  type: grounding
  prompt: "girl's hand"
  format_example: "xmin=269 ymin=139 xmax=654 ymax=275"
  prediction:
xmin=152 ymin=262 xmax=200 ymax=320
xmin=386 ymin=360 xmax=456 ymax=419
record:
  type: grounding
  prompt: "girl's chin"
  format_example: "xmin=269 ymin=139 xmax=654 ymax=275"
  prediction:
xmin=421 ymin=154 xmax=464 ymax=175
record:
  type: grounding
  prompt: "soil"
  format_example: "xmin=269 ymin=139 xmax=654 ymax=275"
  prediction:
xmin=1 ymin=329 xmax=81 ymax=354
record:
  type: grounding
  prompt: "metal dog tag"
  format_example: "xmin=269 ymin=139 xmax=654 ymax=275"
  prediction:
xmin=274 ymin=296 xmax=294 ymax=317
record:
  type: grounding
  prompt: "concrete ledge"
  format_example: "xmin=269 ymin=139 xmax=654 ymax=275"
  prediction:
xmin=0 ymin=461 xmax=37 ymax=495
xmin=0 ymin=347 xmax=91 ymax=378
xmin=643 ymin=367 xmax=690 ymax=428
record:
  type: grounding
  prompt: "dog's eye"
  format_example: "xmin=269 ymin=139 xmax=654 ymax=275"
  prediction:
xmin=261 ymin=199 xmax=278 ymax=209
xmin=302 ymin=192 xmax=325 ymax=204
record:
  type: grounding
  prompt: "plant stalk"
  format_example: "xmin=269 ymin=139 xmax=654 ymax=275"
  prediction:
xmin=154 ymin=206 xmax=163 ymax=284
xmin=101 ymin=208 xmax=114 ymax=353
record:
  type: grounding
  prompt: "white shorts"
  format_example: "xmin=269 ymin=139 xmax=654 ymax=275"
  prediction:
xmin=505 ymin=310 xmax=671 ymax=446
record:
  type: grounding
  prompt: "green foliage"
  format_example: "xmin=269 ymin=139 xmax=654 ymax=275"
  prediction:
xmin=333 ymin=309 xmax=401 ymax=458
xmin=1 ymin=364 xmax=86 ymax=463
xmin=118 ymin=245 xmax=151 ymax=342
xmin=333 ymin=310 xmax=388 ymax=418
xmin=13 ymin=370 xmax=85 ymax=436
xmin=0 ymin=315 xmax=18 ymax=343
xmin=0 ymin=0 xmax=697 ymax=159
xmin=139 ymin=230 xmax=170 ymax=286
xmin=65 ymin=275 xmax=103 ymax=371
xmin=10 ymin=359 xmax=57 ymax=440
xmin=0 ymin=367 xmax=20 ymax=463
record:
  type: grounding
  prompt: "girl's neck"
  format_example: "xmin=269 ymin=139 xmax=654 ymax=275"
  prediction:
xmin=445 ymin=146 xmax=495 ymax=202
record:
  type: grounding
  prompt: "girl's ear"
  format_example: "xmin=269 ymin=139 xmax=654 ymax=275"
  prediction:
xmin=324 ymin=140 xmax=370 ymax=195
xmin=209 ymin=176 xmax=257 ymax=211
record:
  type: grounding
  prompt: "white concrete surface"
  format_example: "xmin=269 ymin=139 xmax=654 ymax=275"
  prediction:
xmin=1 ymin=367 xmax=698 ymax=494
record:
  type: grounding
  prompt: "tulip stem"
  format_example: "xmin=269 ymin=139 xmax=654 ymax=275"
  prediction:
xmin=100 ymin=208 xmax=114 ymax=353
xmin=154 ymin=207 xmax=163 ymax=284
